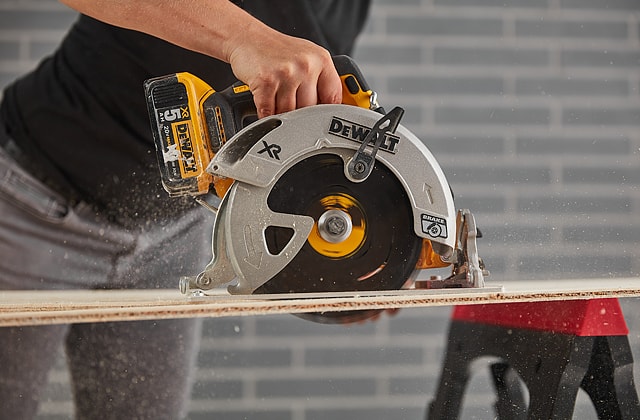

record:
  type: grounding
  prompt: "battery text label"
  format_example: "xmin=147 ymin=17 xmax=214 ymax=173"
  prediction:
xmin=328 ymin=116 xmax=399 ymax=153
xmin=173 ymin=122 xmax=198 ymax=174
xmin=159 ymin=106 xmax=189 ymax=122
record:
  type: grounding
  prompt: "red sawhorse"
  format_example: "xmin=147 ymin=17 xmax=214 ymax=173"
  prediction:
xmin=427 ymin=299 xmax=640 ymax=419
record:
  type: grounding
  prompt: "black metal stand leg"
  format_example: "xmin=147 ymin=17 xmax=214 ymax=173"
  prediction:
xmin=427 ymin=321 xmax=640 ymax=420
xmin=491 ymin=362 xmax=527 ymax=420
xmin=426 ymin=333 xmax=472 ymax=420
xmin=514 ymin=335 xmax=590 ymax=420
xmin=580 ymin=336 xmax=640 ymax=420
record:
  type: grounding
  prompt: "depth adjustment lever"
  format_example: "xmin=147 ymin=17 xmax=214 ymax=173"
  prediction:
xmin=346 ymin=106 xmax=404 ymax=183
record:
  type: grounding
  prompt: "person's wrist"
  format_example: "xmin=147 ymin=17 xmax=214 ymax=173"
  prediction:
xmin=223 ymin=18 xmax=272 ymax=65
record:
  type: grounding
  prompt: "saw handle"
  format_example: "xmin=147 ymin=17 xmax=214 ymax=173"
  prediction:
xmin=333 ymin=55 xmax=376 ymax=109
xmin=201 ymin=81 xmax=257 ymax=153
xmin=206 ymin=56 xmax=376 ymax=144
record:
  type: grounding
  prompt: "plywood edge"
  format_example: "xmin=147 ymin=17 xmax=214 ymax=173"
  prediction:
xmin=1 ymin=278 xmax=639 ymax=326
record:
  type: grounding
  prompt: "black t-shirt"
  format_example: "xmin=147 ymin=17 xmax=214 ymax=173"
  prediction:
xmin=0 ymin=0 xmax=370 ymax=222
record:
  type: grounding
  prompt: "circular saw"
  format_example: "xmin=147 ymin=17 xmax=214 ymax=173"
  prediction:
xmin=144 ymin=56 xmax=488 ymax=323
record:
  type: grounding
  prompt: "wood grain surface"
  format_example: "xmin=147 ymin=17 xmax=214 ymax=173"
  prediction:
xmin=1 ymin=278 xmax=639 ymax=326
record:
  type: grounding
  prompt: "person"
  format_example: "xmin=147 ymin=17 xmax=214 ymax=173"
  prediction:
xmin=0 ymin=1 xmax=370 ymax=418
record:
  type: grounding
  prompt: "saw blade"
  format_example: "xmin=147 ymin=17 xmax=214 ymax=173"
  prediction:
xmin=255 ymin=153 xmax=422 ymax=324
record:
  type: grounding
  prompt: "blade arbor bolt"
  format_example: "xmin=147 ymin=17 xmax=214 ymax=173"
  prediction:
xmin=353 ymin=162 xmax=367 ymax=174
xmin=317 ymin=209 xmax=353 ymax=244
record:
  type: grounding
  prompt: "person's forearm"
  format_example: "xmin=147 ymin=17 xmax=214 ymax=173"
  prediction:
xmin=59 ymin=0 xmax=343 ymax=118
xmin=59 ymin=0 xmax=272 ymax=63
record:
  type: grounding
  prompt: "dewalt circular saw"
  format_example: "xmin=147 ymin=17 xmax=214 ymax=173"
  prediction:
xmin=144 ymin=56 xmax=488 ymax=323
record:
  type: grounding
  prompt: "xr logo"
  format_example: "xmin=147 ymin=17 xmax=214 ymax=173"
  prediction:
xmin=257 ymin=140 xmax=281 ymax=160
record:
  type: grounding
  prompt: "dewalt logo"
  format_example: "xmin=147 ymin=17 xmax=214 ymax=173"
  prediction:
xmin=328 ymin=116 xmax=399 ymax=153
xmin=173 ymin=122 xmax=198 ymax=176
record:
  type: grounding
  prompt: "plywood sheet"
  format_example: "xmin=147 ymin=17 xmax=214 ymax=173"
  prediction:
xmin=1 ymin=278 xmax=639 ymax=326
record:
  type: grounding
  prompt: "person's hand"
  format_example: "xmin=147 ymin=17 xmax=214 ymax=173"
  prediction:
xmin=226 ymin=29 xmax=342 ymax=118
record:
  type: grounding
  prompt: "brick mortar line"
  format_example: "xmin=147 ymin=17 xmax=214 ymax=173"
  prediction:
xmin=358 ymin=36 xmax=640 ymax=49
xmin=380 ymin=95 xmax=640 ymax=105
xmin=482 ymin=244 xmax=640 ymax=256
xmin=478 ymin=218 xmax=640 ymax=227
xmin=188 ymin=397 xmax=434 ymax=412
xmin=371 ymin=5 xmax=639 ymax=21
xmin=363 ymin=68 xmax=638 ymax=80
xmin=193 ymin=365 xmax=446 ymax=382
xmin=196 ymin=337 xmax=447 ymax=352
xmin=377 ymin=73 xmax=638 ymax=83
xmin=0 ymin=61 xmax=44 ymax=73
xmin=471 ymin=215 xmax=640 ymax=226
xmin=0 ymin=30 xmax=70 ymax=38
xmin=0 ymin=3 xmax=70 ymax=11
xmin=197 ymin=329 xmax=442 ymax=345
xmin=440 ymin=156 xmax=640 ymax=165
xmin=398 ymin=124 xmax=640 ymax=135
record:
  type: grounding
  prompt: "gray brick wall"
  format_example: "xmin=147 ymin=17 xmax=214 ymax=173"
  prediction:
xmin=1 ymin=1 xmax=639 ymax=419
xmin=355 ymin=0 xmax=640 ymax=283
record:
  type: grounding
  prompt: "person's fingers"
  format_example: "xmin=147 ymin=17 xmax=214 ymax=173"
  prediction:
xmin=273 ymin=56 xmax=320 ymax=113
xmin=294 ymin=80 xmax=318 ymax=110
xmin=253 ymin=92 xmax=276 ymax=119
xmin=274 ymin=79 xmax=298 ymax=115
xmin=317 ymin=65 xmax=342 ymax=105
xmin=250 ymin=75 xmax=278 ymax=118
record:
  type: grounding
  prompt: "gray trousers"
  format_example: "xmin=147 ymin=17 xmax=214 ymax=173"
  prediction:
xmin=0 ymin=146 xmax=213 ymax=419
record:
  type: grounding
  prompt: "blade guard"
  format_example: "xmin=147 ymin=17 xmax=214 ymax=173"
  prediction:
xmin=188 ymin=104 xmax=457 ymax=294
xmin=210 ymin=105 xmax=455 ymax=253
